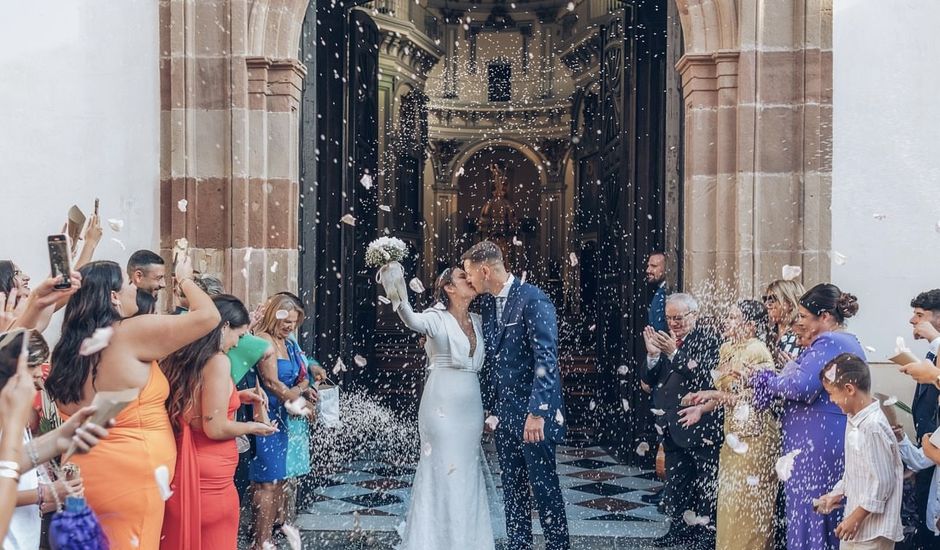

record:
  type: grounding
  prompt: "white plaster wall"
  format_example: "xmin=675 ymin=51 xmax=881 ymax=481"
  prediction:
xmin=833 ymin=0 xmax=940 ymax=360
xmin=0 ymin=1 xmax=160 ymax=282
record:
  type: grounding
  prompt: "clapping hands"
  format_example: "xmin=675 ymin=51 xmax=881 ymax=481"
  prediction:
xmin=643 ymin=326 xmax=675 ymax=357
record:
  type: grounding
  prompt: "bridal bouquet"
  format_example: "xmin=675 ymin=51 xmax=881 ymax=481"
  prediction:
xmin=365 ymin=236 xmax=408 ymax=267
xmin=367 ymin=237 xmax=409 ymax=310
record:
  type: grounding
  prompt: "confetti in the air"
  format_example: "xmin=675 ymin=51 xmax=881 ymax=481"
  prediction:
xmin=409 ymin=278 xmax=426 ymax=293
xmin=554 ymin=409 xmax=565 ymax=425
xmin=617 ymin=365 xmax=629 ymax=375
xmin=341 ymin=213 xmax=356 ymax=226
xmin=568 ymin=252 xmax=578 ymax=266
xmin=447 ymin=464 xmax=457 ymax=475
xmin=566 ymin=1 xmax=575 ymax=11
xmin=535 ymin=366 xmax=547 ymax=377
xmin=775 ymin=449 xmax=802 ymax=481
xmin=285 ymin=397 xmax=313 ymax=418
xmin=275 ymin=309 xmax=289 ymax=320
xmin=782 ymin=265 xmax=801 ymax=280
xmin=824 ymin=364 xmax=837 ymax=382
xmin=154 ymin=465 xmax=173 ymax=501
xmin=588 ymin=399 xmax=596 ymax=411
xmin=725 ymin=433 xmax=749 ymax=454
xmin=896 ymin=336 xmax=910 ymax=353
xmin=732 ymin=403 xmax=751 ymax=424
xmin=621 ymin=398 xmax=630 ymax=412
xmin=79 ymin=327 xmax=114 ymax=356
xmin=682 ymin=510 xmax=710 ymax=527
xmin=873 ymin=213 xmax=886 ymax=220
xmin=833 ymin=251 xmax=847 ymax=265
xmin=378 ymin=295 xmax=391 ymax=305
xmin=650 ymin=408 xmax=665 ymax=416
xmin=864 ymin=345 xmax=876 ymax=353
xmin=635 ymin=442 xmax=650 ymax=456
xmin=512 ymin=236 xmax=523 ymax=246
xmin=360 ymin=173 xmax=374 ymax=189
xmin=177 ymin=199 xmax=188 ymax=212
xmin=111 ymin=238 xmax=126 ymax=250
xmin=484 ymin=416 xmax=499 ymax=431
xmin=333 ymin=357 xmax=348 ymax=374
xmin=270 ymin=261 xmax=278 ymax=273
xmin=538 ymin=403 xmax=550 ymax=411
xmin=883 ymin=396 xmax=898 ymax=406
xmin=422 ymin=442 xmax=432 ymax=457
xmin=354 ymin=354 xmax=367 ymax=367
xmin=379 ymin=204 xmax=391 ymax=212
xmin=107 ymin=218 xmax=124 ymax=231
xmin=746 ymin=475 xmax=760 ymax=487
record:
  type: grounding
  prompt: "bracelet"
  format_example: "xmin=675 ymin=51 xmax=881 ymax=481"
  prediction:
xmin=0 ymin=468 xmax=20 ymax=482
xmin=26 ymin=440 xmax=40 ymax=471
xmin=37 ymin=483 xmax=44 ymax=508
xmin=0 ymin=460 xmax=20 ymax=473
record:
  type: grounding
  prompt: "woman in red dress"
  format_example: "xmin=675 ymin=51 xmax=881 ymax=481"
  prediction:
xmin=160 ymin=295 xmax=276 ymax=549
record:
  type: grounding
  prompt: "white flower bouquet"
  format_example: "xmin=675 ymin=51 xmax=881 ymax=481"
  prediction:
xmin=365 ymin=236 xmax=408 ymax=267
xmin=367 ymin=237 xmax=409 ymax=310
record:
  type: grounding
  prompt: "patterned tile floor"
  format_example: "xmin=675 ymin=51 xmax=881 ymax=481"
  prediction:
xmin=293 ymin=444 xmax=669 ymax=544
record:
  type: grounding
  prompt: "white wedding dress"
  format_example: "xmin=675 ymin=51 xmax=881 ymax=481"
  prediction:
xmin=382 ymin=275 xmax=496 ymax=550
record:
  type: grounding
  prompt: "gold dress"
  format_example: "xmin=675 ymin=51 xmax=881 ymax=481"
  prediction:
xmin=714 ymin=338 xmax=780 ymax=550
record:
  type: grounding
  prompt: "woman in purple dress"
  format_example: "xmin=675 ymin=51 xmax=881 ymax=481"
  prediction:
xmin=751 ymin=283 xmax=865 ymax=550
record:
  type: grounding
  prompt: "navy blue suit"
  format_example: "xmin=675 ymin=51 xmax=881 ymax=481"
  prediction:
xmin=480 ymin=277 xmax=570 ymax=550
xmin=648 ymin=282 xmax=668 ymax=332
xmin=912 ymin=351 xmax=938 ymax=547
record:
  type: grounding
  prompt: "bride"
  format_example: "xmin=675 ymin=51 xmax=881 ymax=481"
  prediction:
xmin=379 ymin=265 xmax=495 ymax=550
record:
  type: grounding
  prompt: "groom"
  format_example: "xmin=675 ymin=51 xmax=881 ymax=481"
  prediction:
xmin=461 ymin=240 xmax=570 ymax=550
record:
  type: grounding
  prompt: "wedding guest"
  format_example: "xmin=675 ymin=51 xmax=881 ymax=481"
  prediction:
xmin=0 ymin=330 xmax=81 ymax=550
xmin=135 ymin=288 xmax=157 ymax=316
xmin=815 ymin=354 xmax=903 ymax=549
xmin=764 ymin=278 xmax=806 ymax=363
xmin=642 ymin=293 xmax=722 ymax=549
xmin=250 ymin=295 xmax=315 ymax=549
xmin=127 ymin=250 xmax=166 ymax=298
xmin=751 ymin=283 xmax=866 ymax=550
xmin=907 ymin=289 xmax=940 ymax=547
xmin=646 ymin=251 xmax=668 ymax=332
xmin=0 ymin=329 xmax=111 ymax=544
xmin=1 ymin=273 xmax=81 ymax=334
xmin=683 ymin=300 xmax=780 ymax=550
xmin=160 ymin=295 xmax=275 ymax=549
xmin=46 ymin=257 xmax=219 ymax=550
xmin=895 ymin=419 xmax=940 ymax=540
xmin=763 ymin=278 xmax=805 ymax=549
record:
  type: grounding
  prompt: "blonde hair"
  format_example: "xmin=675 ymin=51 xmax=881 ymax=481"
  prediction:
xmin=765 ymin=279 xmax=804 ymax=327
xmin=254 ymin=294 xmax=305 ymax=337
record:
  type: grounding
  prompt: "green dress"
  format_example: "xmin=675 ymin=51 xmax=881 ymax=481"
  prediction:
xmin=714 ymin=338 xmax=780 ymax=550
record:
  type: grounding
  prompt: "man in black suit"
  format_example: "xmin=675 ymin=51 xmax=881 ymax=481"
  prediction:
xmin=641 ymin=293 xmax=722 ymax=549
xmin=908 ymin=289 xmax=940 ymax=548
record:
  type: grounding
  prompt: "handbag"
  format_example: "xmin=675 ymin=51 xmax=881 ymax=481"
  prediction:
xmin=318 ymin=382 xmax=341 ymax=428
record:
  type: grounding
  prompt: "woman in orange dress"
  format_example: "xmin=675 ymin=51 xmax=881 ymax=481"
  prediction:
xmin=159 ymin=295 xmax=276 ymax=549
xmin=46 ymin=257 xmax=220 ymax=550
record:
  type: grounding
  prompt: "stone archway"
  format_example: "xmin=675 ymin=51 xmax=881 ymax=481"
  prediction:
xmin=672 ymin=0 xmax=833 ymax=297
xmin=159 ymin=0 xmax=310 ymax=310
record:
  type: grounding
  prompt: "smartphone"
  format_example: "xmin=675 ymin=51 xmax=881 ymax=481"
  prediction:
xmin=94 ymin=198 xmax=100 ymax=216
xmin=47 ymin=234 xmax=73 ymax=289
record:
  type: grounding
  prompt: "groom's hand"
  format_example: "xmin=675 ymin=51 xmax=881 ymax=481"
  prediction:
xmin=524 ymin=414 xmax=545 ymax=443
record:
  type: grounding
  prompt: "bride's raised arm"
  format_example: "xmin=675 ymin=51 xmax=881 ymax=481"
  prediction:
xmin=379 ymin=270 xmax=443 ymax=338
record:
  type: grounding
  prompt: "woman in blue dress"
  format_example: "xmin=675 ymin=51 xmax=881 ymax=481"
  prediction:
xmin=751 ymin=283 xmax=865 ymax=550
xmin=250 ymin=295 xmax=316 ymax=548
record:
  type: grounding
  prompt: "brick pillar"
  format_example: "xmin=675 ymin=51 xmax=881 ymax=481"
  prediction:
xmin=675 ymin=0 xmax=832 ymax=295
xmin=159 ymin=0 xmax=309 ymax=310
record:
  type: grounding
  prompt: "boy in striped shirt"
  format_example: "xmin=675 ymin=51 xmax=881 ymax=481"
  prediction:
xmin=814 ymin=353 xmax=904 ymax=549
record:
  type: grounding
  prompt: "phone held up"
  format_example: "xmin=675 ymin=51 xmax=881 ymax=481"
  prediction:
xmin=47 ymin=234 xmax=73 ymax=289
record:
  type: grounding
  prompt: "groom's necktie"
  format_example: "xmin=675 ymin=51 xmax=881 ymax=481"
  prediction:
xmin=496 ymin=296 xmax=506 ymax=324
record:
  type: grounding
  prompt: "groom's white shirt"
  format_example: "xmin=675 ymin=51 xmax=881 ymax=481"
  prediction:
xmin=495 ymin=274 xmax=515 ymax=321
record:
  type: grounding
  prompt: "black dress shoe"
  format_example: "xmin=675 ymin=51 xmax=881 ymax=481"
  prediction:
xmin=651 ymin=525 xmax=693 ymax=548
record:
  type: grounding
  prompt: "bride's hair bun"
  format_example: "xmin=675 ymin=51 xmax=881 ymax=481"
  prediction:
xmin=836 ymin=292 xmax=859 ymax=319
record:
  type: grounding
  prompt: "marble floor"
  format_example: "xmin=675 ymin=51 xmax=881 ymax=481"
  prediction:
xmin=283 ymin=444 xmax=670 ymax=548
